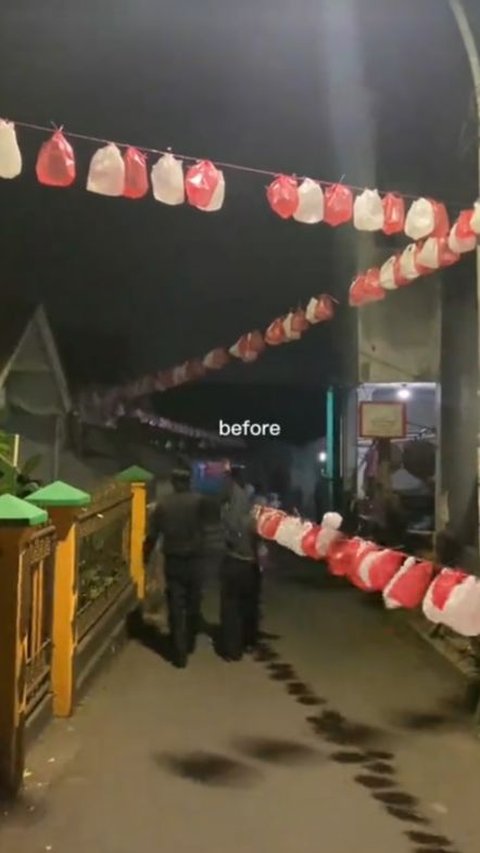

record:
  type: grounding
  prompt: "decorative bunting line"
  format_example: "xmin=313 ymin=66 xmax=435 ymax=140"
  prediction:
xmin=78 ymin=294 xmax=337 ymax=419
xmin=256 ymin=506 xmax=480 ymax=637
xmin=0 ymin=118 xmax=474 ymax=225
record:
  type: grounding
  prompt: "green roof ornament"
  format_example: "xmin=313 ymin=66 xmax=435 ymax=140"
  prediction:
xmin=116 ymin=465 xmax=154 ymax=484
xmin=26 ymin=481 xmax=91 ymax=508
xmin=0 ymin=494 xmax=48 ymax=526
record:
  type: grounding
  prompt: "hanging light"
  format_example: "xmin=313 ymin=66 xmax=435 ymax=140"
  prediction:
xmin=397 ymin=385 xmax=411 ymax=400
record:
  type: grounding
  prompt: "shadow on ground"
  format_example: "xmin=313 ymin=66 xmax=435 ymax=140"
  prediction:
xmin=154 ymin=751 xmax=261 ymax=787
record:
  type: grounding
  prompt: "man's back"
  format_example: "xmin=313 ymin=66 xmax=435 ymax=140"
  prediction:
xmin=156 ymin=490 xmax=206 ymax=557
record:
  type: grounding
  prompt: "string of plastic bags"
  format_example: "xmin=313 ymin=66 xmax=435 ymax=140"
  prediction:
xmin=255 ymin=505 xmax=480 ymax=637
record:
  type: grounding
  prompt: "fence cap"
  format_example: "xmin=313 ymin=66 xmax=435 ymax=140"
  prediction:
xmin=26 ymin=480 xmax=91 ymax=508
xmin=116 ymin=465 xmax=154 ymax=484
xmin=0 ymin=494 xmax=48 ymax=526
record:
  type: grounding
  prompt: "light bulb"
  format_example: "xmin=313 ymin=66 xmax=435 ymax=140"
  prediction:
xmin=397 ymin=386 xmax=411 ymax=400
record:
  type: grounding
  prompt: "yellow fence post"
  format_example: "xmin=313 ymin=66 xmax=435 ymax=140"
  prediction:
xmin=27 ymin=481 xmax=91 ymax=718
xmin=0 ymin=494 xmax=48 ymax=797
xmin=116 ymin=466 xmax=154 ymax=601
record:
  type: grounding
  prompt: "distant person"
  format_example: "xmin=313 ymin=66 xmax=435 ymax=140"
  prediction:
xmin=219 ymin=466 xmax=262 ymax=661
xmin=143 ymin=465 xmax=208 ymax=668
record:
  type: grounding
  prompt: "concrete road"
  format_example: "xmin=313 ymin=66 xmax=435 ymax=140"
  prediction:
xmin=1 ymin=549 xmax=480 ymax=853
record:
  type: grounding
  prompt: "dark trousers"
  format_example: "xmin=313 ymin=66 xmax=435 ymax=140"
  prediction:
xmin=164 ymin=555 xmax=203 ymax=665
xmin=220 ymin=556 xmax=261 ymax=660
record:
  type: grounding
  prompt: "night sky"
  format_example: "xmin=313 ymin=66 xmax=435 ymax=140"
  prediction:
xmin=0 ymin=0 xmax=476 ymax=440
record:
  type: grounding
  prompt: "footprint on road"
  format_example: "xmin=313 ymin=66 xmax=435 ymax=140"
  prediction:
xmin=375 ymin=791 xmax=417 ymax=807
xmin=233 ymin=736 xmax=319 ymax=765
xmin=387 ymin=807 xmax=428 ymax=825
xmin=354 ymin=774 xmax=396 ymax=790
xmin=155 ymin=751 xmax=260 ymax=787
xmin=331 ymin=751 xmax=367 ymax=764
xmin=406 ymin=830 xmax=453 ymax=846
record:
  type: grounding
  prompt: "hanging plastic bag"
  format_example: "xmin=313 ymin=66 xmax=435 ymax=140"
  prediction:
xmin=265 ymin=317 xmax=288 ymax=345
xmin=324 ymin=184 xmax=353 ymax=226
xmin=275 ymin=516 xmax=303 ymax=550
xmin=123 ymin=147 xmax=149 ymax=199
xmin=353 ymin=189 xmax=384 ymax=231
xmin=379 ymin=256 xmax=398 ymax=290
xmin=348 ymin=541 xmax=381 ymax=590
xmin=357 ymin=549 xmax=406 ymax=592
xmin=291 ymin=521 xmax=314 ymax=556
xmin=293 ymin=178 xmax=324 ymax=224
xmin=0 ymin=119 xmax=22 ymax=179
xmin=448 ymin=220 xmax=476 ymax=254
xmin=151 ymin=153 xmax=185 ymax=205
xmin=184 ymin=359 xmax=206 ymax=381
xmin=431 ymin=200 xmax=450 ymax=237
xmin=267 ymin=175 xmax=299 ymax=219
xmin=203 ymin=170 xmax=225 ymax=211
xmin=471 ymin=201 xmax=480 ymax=236
xmin=399 ymin=244 xmax=431 ymax=281
xmin=326 ymin=536 xmax=351 ymax=577
xmin=456 ymin=208 xmax=476 ymax=240
xmin=439 ymin=574 xmax=480 ymax=636
xmin=311 ymin=512 xmax=343 ymax=558
xmin=259 ymin=509 xmax=286 ymax=539
xmin=36 ymin=130 xmax=76 ymax=187
xmin=202 ymin=348 xmax=230 ymax=370
xmin=291 ymin=309 xmax=309 ymax=334
xmin=383 ymin=558 xmax=434 ymax=610
xmin=305 ymin=294 xmax=335 ymax=323
xmin=422 ymin=568 xmax=468 ymax=624
xmin=230 ymin=331 xmax=265 ymax=362
xmin=349 ymin=269 xmax=385 ymax=307
xmin=172 ymin=363 xmax=189 ymax=385
xmin=283 ymin=312 xmax=303 ymax=341
xmin=382 ymin=193 xmax=405 ymax=235
xmin=185 ymin=160 xmax=221 ymax=209
xmin=301 ymin=525 xmax=322 ymax=559
xmin=87 ymin=143 xmax=125 ymax=196
xmin=404 ymin=197 xmax=436 ymax=240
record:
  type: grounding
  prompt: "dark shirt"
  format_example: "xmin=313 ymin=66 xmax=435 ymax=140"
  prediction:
xmin=144 ymin=491 xmax=208 ymax=559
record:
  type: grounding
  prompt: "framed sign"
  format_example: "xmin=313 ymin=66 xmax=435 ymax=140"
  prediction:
xmin=359 ymin=401 xmax=406 ymax=439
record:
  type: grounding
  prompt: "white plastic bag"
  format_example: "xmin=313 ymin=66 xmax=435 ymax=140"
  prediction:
xmin=275 ymin=516 xmax=302 ymax=550
xmin=0 ymin=120 xmax=22 ymax=179
xmin=290 ymin=521 xmax=314 ymax=556
xmin=87 ymin=144 xmax=125 ymax=196
xmin=405 ymin=198 xmax=435 ymax=240
xmin=399 ymin=244 xmax=420 ymax=280
xmin=282 ymin=313 xmax=302 ymax=341
xmin=471 ymin=201 xmax=480 ymax=236
xmin=313 ymin=512 xmax=343 ymax=557
xmin=151 ymin=153 xmax=184 ymax=205
xmin=448 ymin=223 xmax=476 ymax=255
xmin=293 ymin=179 xmax=324 ymax=224
xmin=203 ymin=170 xmax=225 ymax=211
xmin=379 ymin=256 xmax=397 ymax=290
xmin=416 ymin=237 xmax=440 ymax=270
xmin=353 ymin=189 xmax=384 ymax=231
xmin=440 ymin=575 xmax=480 ymax=637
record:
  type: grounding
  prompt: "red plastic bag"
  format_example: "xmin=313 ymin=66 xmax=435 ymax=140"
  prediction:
xmin=431 ymin=200 xmax=450 ymax=238
xmin=431 ymin=569 xmax=467 ymax=610
xmin=185 ymin=359 xmax=206 ymax=381
xmin=347 ymin=541 xmax=381 ymax=590
xmin=383 ymin=558 xmax=434 ymax=609
xmin=326 ymin=536 xmax=351 ymax=577
xmin=230 ymin=331 xmax=265 ymax=362
xmin=357 ymin=549 xmax=406 ymax=592
xmin=305 ymin=295 xmax=335 ymax=323
xmin=382 ymin=193 xmax=405 ymax=235
xmin=265 ymin=318 xmax=287 ymax=346
xmin=349 ymin=269 xmax=385 ymax=306
xmin=36 ymin=130 xmax=76 ymax=187
xmin=123 ymin=147 xmax=149 ymax=199
xmin=185 ymin=160 xmax=220 ymax=209
xmin=291 ymin=309 xmax=309 ymax=333
xmin=267 ymin=175 xmax=299 ymax=219
xmin=324 ymin=184 xmax=353 ymax=226
xmin=259 ymin=509 xmax=285 ymax=539
xmin=456 ymin=209 xmax=476 ymax=240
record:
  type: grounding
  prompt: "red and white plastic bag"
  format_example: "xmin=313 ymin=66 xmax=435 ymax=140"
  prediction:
xmin=379 ymin=256 xmax=397 ymax=291
xmin=0 ymin=120 xmax=22 ymax=179
xmin=87 ymin=143 xmax=125 ymax=197
xmin=349 ymin=268 xmax=385 ymax=306
xmin=405 ymin=198 xmax=436 ymax=240
xmin=258 ymin=509 xmax=285 ymax=540
xmin=293 ymin=178 xmax=324 ymax=224
xmin=311 ymin=512 xmax=343 ymax=558
xmin=203 ymin=348 xmax=230 ymax=370
xmin=422 ymin=569 xmax=468 ymax=624
xmin=203 ymin=170 xmax=225 ymax=211
xmin=151 ymin=153 xmax=185 ymax=205
xmin=448 ymin=218 xmax=477 ymax=254
xmin=282 ymin=312 xmax=303 ymax=341
xmin=383 ymin=558 xmax=434 ymax=610
xmin=265 ymin=318 xmax=288 ymax=346
xmin=353 ymin=189 xmax=384 ymax=231
xmin=416 ymin=237 xmax=459 ymax=270
xmin=230 ymin=331 xmax=265 ymax=362
xmin=36 ymin=130 xmax=76 ymax=187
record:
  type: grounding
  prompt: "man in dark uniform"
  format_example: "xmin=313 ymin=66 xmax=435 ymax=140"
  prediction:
xmin=219 ymin=466 xmax=262 ymax=661
xmin=143 ymin=465 xmax=208 ymax=668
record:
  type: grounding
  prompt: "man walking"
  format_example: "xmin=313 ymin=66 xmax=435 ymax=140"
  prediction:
xmin=219 ymin=466 xmax=262 ymax=661
xmin=144 ymin=465 xmax=208 ymax=668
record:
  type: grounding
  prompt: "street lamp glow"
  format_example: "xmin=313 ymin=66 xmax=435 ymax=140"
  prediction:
xmin=397 ymin=386 xmax=411 ymax=400
xmin=318 ymin=451 xmax=327 ymax=463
